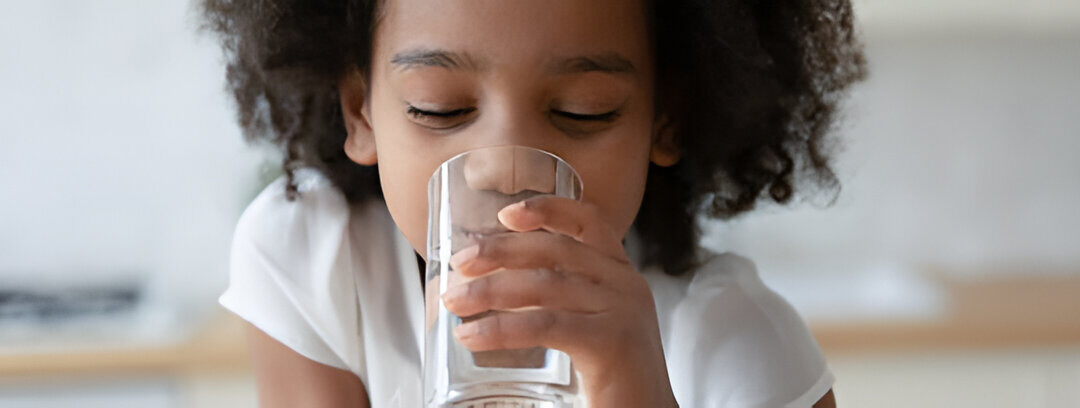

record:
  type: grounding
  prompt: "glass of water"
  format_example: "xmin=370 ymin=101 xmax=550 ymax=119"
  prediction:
xmin=424 ymin=145 xmax=583 ymax=408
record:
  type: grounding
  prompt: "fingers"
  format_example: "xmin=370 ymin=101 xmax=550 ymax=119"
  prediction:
xmin=442 ymin=267 xmax=611 ymax=317
xmin=449 ymin=231 xmax=624 ymax=285
xmin=440 ymin=197 xmax=646 ymax=364
xmin=496 ymin=196 xmax=629 ymax=262
xmin=454 ymin=309 xmax=600 ymax=356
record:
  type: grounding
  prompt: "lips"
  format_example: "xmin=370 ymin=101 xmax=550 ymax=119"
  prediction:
xmin=453 ymin=225 xmax=507 ymax=241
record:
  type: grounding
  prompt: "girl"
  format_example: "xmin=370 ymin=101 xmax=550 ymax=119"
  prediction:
xmin=202 ymin=0 xmax=865 ymax=407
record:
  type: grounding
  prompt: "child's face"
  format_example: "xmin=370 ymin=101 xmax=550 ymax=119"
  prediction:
xmin=341 ymin=0 xmax=678 ymax=258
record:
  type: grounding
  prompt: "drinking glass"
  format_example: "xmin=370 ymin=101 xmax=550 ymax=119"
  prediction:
xmin=424 ymin=145 xmax=583 ymax=408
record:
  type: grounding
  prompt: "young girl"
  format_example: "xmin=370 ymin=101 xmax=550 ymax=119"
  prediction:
xmin=202 ymin=0 xmax=865 ymax=406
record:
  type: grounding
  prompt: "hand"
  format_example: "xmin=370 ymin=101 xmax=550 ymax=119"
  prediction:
xmin=442 ymin=196 xmax=679 ymax=408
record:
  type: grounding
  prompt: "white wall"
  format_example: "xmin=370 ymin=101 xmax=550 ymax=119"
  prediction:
xmin=854 ymin=0 xmax=1080 ymax=33
xmin=0 ymin=1 xmax=264 ymax=320
xmin=702 ymin=12 xmax=1080 ymax=320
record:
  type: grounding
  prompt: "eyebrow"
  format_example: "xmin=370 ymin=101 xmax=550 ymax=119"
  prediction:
xmin=549 ymin=53 xmax=637 ymax=75
xmin=390 ymin=48 xmax=636 ymax=76
xmin=390 ymin=49 xmax=482 ymax=71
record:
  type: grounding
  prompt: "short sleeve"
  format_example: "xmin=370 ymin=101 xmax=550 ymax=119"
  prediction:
xmin=649 ymin=253 xmax=833 ymax=408
xmin=218 ymin=171 xmax=366 ymax=378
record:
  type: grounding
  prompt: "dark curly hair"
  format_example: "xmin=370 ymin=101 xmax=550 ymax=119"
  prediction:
xmin=200 ymin=0 xmax=866 ymax=276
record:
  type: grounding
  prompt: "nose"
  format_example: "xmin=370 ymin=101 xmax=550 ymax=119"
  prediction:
xmin=462 ymin=145 xmax=557 ymax=195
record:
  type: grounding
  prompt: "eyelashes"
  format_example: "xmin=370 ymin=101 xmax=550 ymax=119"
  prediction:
xmin=405 ymin=105 xmax=621 ymax=122
xmin=550 ymin=109 xmax=621 ymax=122
xmin=404 ymin=103 xmax=623 ymax=136
xmin=406 ymin=106 xmax=476 ymax=119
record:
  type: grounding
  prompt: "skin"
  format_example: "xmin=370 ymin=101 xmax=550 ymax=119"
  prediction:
xmin=246 ymin=0 xmax=836 ymax=406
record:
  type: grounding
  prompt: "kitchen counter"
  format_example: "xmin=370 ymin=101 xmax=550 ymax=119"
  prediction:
xmin=4 ymin=274 xmax=1080 ymax=377
xmin=0 ymin=313 xmax=250 ymax=378
xmin=813 ymin=274 xmax=1080 ymax=354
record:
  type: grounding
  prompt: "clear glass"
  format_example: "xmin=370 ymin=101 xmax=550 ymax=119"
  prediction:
xmin=424 ymin=145 xmax=583 ymax=408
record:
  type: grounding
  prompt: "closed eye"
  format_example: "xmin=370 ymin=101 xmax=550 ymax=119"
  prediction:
xmin=406 ymin=106 xmax=476 ymax=118
xmin=408 ymin=107 xmax=616 ymax=121
xmin=553 ymin=110 xmax=620 ymax=122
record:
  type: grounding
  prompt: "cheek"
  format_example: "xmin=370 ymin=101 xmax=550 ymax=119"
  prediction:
xmin=572 ymin=125 xmax=652 ymax=240
xmin=370 ymin=90 xmax=441 ymax=256
xmin=376 ymin=155 xmax=432 ymax=257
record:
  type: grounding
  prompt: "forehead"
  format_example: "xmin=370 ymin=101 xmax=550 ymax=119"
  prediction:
xmin=374 ymin=0 xmax=652 ymax=75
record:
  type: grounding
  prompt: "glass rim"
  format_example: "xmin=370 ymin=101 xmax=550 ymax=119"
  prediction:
xmin=425 ymin=144 xmax=584 ymax=198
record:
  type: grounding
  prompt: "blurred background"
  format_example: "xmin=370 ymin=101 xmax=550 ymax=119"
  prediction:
xmin=1 ymin=0 xmax=1077 ymax=407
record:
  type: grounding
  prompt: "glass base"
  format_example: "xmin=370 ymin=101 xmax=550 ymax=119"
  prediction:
xmin=432 ymin=382 xmax=575 ymax=408
xmin=449 ymin=395 xmax=565 ymax=408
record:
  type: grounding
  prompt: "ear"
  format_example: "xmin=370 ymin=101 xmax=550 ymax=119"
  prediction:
xmin=339 ymin=70 xmax=378 ymax=166
xmin=649 ymin=114 xmax=680 ymax=167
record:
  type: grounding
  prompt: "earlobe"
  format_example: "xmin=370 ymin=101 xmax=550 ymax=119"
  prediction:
xmin=649 ymin=114 xmax=680 ymax=167
xmin=339 ymin=70 xmax=378 ymax=166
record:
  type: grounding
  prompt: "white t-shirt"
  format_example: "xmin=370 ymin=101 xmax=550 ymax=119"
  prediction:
xmin=220 ymin=169 xmax=833 ymax=408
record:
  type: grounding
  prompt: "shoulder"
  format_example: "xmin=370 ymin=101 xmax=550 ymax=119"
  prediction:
xmin=233 ymin=169 xmax=350 ymax=253
xmin=644 ymin=251 xmax=834 ymax=408
xmin=230 ymin=168 xmax=394 ymax=273
xmin=221 ymin=168 xmax=377 ymax=376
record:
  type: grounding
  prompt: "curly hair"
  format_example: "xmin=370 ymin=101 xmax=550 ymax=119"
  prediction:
xmin=200 ymin=0 xmax=866 ymax=276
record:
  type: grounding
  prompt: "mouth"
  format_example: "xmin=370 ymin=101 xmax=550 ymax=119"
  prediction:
xmin=453 ymin=225 xmax=506 ymax=241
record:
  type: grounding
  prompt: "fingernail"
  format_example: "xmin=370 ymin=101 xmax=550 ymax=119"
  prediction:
xmin=450 ymin=245 xmax=479 ymax=270
xmin=454 ymin=322 xmax=479 ymax=340
xmin=442 ymin=283 xmax=466 ymax=304
xmin=498 ymin=201 xmax=541 ymax=228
